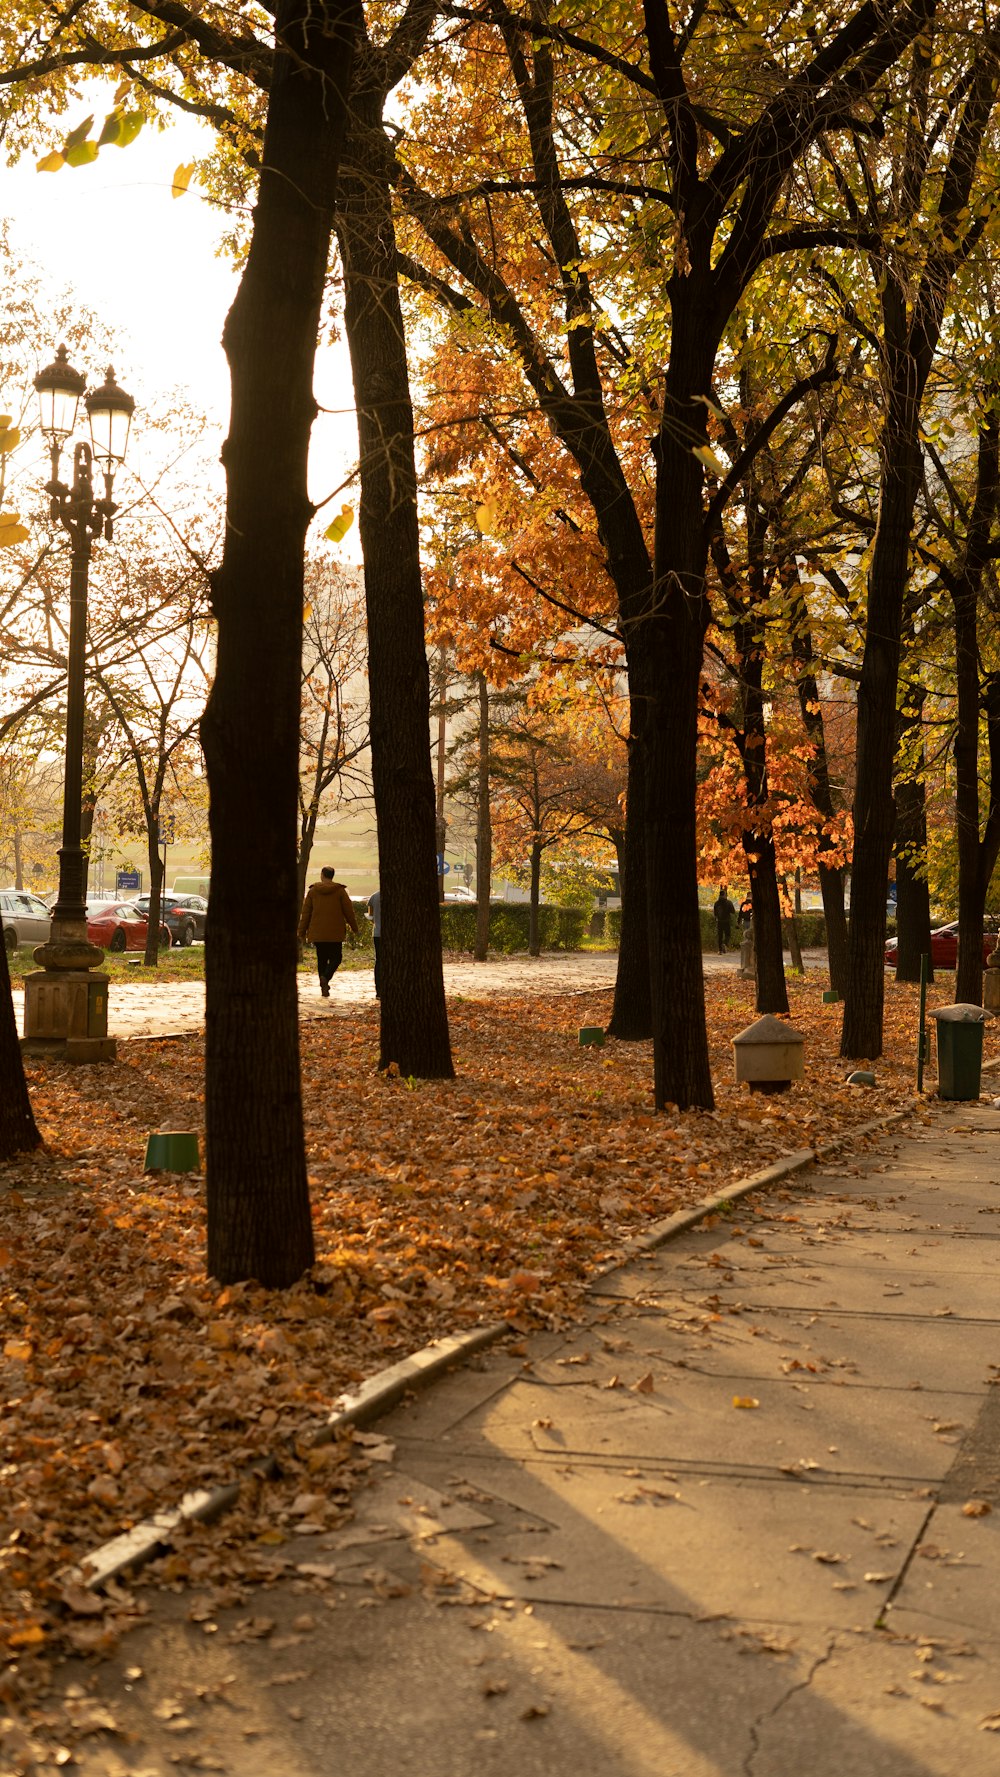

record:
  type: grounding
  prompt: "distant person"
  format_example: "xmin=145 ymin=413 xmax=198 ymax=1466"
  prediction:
xmin=713 ymin=887 xmax=735 ymax=954
xmin=738 ymin=895 xmax=753 ymax=933
xmin=297 ymin=866 xmax=359 ymax=998
xmin=366 ymin=886 xmax=381 ymax=999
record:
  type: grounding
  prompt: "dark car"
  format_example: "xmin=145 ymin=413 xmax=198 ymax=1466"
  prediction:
xmin=884 ymin=919 xmax=1000 ymax=970
xmin=135 ymin=891 xmax=207 ymax=948
xmin=86 ymin=901 xmax=170 ymax=952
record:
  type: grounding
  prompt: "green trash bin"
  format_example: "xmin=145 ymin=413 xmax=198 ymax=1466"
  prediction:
xmin=931 ymin=1003 xmax=988 ymax=1100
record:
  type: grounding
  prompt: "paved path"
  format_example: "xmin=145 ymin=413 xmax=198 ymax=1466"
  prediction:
xmin=10 ymin=948 xmax=825 ymax=1038
xmin=67 ymin=1100 xmax=1000 ymax=1774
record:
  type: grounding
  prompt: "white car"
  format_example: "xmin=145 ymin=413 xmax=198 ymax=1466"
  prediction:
xmin=1 ymin=888 xmax=52 ymax=952
xmin=443 ymin=885 xmax=475 ymax=902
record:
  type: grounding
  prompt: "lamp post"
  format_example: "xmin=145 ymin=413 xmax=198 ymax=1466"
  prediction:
xmin=21 ymin=346 xmax=134 ymax=1063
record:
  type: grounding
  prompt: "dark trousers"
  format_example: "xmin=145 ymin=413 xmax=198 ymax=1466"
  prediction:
xmin=716 ymin=923 xmax=731 ymax=954
xmin=315 ymin=940 xmax=343 ymax=985
xmin=372 ymin=935 xmax=381 ymax=998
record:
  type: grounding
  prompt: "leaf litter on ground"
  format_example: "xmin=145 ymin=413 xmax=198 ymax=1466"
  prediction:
xmin=0 ymin=972 xmax=950 ymax=1713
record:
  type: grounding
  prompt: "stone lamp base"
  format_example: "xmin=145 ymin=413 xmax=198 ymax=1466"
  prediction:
xmin=21 ymin=964 xmax=116 ymax=1063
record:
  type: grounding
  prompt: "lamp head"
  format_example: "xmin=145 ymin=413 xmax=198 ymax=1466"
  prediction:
xmin=34 ymin=345 xmax=86 ymax=446
xmin=85 ymin=367 xmax=135 ymax=472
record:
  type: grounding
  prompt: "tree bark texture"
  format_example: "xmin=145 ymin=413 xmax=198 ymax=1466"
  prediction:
xmin=0 ymin=937 xmax=41 ymax=1160
xmin=841 ymin=407 xmax=923 ymax=1059
xmin=607 ymin=726 xmax=653 ymax=1040
xmin=338 ymin=100 xmax=453 ymax=1079
xmin=953 ymin=408 xmax=1000 ymax=1005
xmin=200 ymin=0 xmax=361 ymax=1287
xmin=643 ymin=315 xmax=717 ymax=1112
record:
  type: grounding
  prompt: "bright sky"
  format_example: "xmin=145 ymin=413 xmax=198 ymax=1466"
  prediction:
xmin=3 ymin=85 xmax=361 ymax=554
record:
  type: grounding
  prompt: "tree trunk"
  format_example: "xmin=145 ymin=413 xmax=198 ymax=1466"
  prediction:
xmin=818 ymin=862 xmax=849 ymax=997
xmin=338 ymin=103 xmax=453 ymax=1079
xmin=199 ymin=0 xmax=361 ymax=1288
xmin=643 ymin=313 xmax=716 ymax=1111
xmin=787 ymin=562 xmax=849 ymax=993
xmin=475 ymin=671 xmax=491 ymax=962
xmin=143 ymin=821 xmax=164 ymax=967
xmin=745 ymin=829 xmax=789 ymax=1014
xmin=0 ymin=937 xmax=41 ymax=1160
xmin=893 ymin=691 xmax=932 ymax=984
xmin=954 ymin=407 xmax=1000 ymax=1006
xmin=607 ymin=720 xmax=653 ymax=1040
xmin=528 ymin=840 xmax=541 ymax=956
xmin=782 ymin=879 xmax=804 ymax=974
xmin=841 ymin=410 xmax=923 ymax=1059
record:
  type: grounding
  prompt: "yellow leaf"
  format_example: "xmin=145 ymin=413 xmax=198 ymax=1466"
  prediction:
xmin=732 ymin=1395 xmax=760 ymax=1409
xmin=0 ymin=513 xmax=30 ymax=548
xmin=475 ymin=495 xmax=499 ymax=535
xmin=323 ymin=504 xmax=354 ymax=544
xmin=0 ymin=425 xmax=21 ymax=453
xmin=36 ymin=149 xmax=65 ymax=173
xmin=303 ymin=600 xmax=313 ymax=622
xmin=65 ymin=139 xmax=99 ymax=168
xmin=693 ymin=444 xmax=727 ymax=478
xmin=9 ymin=1622 xmax=47 ymax=1647
xmin=172 ymin=162 xmax=195 ymax=199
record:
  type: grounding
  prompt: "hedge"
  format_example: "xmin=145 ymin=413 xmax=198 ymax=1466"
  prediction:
xmin=606 ymin=907 xmax=830 ymax=950
xmin=440 ymin=902 xmax=588 ymax=953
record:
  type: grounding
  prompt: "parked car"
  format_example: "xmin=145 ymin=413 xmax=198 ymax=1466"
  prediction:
xmin=884 ymin=919 xmax=1000 ymax=970
xmin=1 ymin=888 xmax=52 ymax=952
xmin=134 ymin=891 xmax=207 ymax=947
xmin=85 ymin=901 xmax=170 ymax=952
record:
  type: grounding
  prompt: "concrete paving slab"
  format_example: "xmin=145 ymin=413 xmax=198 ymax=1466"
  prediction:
xmin=46 ymin=1101 xmax=1000 ymax=1777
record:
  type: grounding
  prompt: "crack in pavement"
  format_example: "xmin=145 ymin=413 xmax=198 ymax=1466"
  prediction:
xmin=743 ymin=1632 xmax=842 ymax=1777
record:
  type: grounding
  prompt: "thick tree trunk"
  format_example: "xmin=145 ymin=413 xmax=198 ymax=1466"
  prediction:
xmin=475 ymin=671 xmax=491 ymax=962
xmin=607 ymin=725 xmax=652 ymax=1040
xmin=338 ymin=105 xmax=452 ymax=1079
xmin=643 ymin=315 xmax=716 ymax=1111
xmin=200 ymin=0 xmax=361 ymax=1288
xmin=0 ymin=938 xmax=41 ymax=1160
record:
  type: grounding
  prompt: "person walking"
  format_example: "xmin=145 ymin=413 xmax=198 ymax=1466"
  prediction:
xmin=366 ymin=886 xmax=381 ymax=999
xmin=713 ymin=887 xmax=736 ymax=954
xmin=297 ymin=866 xmax=359 ymax=997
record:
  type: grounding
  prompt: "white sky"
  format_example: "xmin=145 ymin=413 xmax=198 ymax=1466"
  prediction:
xmin=3 ymin=85 xmax=361 ymax=557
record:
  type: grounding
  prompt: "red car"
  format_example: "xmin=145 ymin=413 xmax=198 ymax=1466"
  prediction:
xmin=86 ymin=901 xmax=170 ymax=953
xmin=884 ymin=919 xmax=1000 ymax=970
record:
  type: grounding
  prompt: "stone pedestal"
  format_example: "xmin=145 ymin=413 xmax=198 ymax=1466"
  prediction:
xmin=21 ymin=967 xmax=115 ymax=1063
xmin=984 ymin=963 xmax=1000 ymax=1013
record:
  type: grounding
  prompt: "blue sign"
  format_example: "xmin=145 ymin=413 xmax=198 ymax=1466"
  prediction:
xmin=116 ymin=869 xmax=141 ymax=891
xmin=436 ymin=855 xmax=451 ymax=874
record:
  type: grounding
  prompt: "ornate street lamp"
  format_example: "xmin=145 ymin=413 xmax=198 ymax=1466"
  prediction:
xmin=21 ymin=347 xmax=135 ymax=1063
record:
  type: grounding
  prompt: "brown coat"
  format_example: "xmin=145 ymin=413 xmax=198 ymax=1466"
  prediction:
xmin=297 ymin=879 xmax=359 ymax=943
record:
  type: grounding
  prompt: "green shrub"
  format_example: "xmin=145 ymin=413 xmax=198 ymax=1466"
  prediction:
xmin=438 ymin=901 xmax=588 ymax=953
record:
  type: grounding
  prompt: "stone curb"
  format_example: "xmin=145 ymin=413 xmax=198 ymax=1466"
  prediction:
xmin=74 ymin=1096 xmax=924 ymax=1591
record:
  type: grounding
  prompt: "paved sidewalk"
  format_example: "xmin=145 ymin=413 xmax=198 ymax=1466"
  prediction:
xmin=68 ymin=1101 xmax=1000 ymax=1775
xmin=9 ymin=948 xmax=826 ymax=1038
